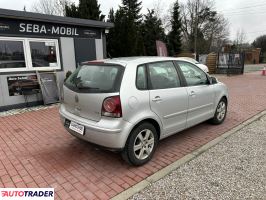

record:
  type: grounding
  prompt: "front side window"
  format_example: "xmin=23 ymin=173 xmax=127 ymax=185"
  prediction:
xmin=65 ymin=64 xmax=124 ymax=93
xmin=177 ymin=61 xmax=208 ymax=86
xmin=0 ymin=40 xmax=26 ymax=69
xmin=30 ymin=41 xmax=58 ymax=68
xmin=148 ymin=61 xmax=181 ymax=90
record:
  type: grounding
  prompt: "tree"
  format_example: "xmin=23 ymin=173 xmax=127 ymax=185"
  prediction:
xmin=234 ymin=28 xmax=247 ymax=51
xmin=152 ymin=0 xmax=172 ymax=33
xmin=31 ymin=0 xmax=68 ymax=16
xmin=167 ymin=0 xmax=182 ymax=56
xmin=65 ymin=0 xmax=105 ymax=21
xmin=106 ymin=8 xmax=117 ymax=57
xmin=106 ymin=8 xmax=127 ymax=57
xmin=253 ymin=35 xmax=266 ymax=53
xmin=107 ymin=8 xmax=115 ymax=23
xmin=65 ymin=2 xmax=79 ymax=18
xmin=121 ymin=0 xmax=143 ymax=56
xmin=121 ymin=0 xmax=142 ymax=23
xmin=141 ymin=9 xmax=166 ymax=56
xmin=179 ymin=0 xmax=229 ymax=54
xmin=107 ymin=0 xmax=143 ymax=57
xmin=79 ymin=0 xmax=105 ymax=20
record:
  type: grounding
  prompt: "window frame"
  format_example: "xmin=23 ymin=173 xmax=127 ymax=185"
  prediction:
xmin=175 ymin=61 xmax=210 ymax=87
xmin=0 ymin=37 xmax=28 ymax=72
xmin=145 ymin=61 xmax=184 ymax=90
xmin=28 ymin=38 xmax=61 ymax=71
xmin=0 ymin=36 xmax=61 ymax=73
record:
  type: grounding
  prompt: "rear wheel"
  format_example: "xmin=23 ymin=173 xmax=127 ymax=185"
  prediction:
xmin=210 ymin=98 xmax=227 ymax=125
xmin=122 ymin=123 xmax=158 ymax=166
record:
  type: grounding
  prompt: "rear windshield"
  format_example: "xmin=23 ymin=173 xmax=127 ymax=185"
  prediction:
xmin=65 ymin=64 xmax=124 ymax=93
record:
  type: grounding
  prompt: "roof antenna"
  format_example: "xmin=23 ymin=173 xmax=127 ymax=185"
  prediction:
xmin=108 ymin=53 xmax=113 ymax=59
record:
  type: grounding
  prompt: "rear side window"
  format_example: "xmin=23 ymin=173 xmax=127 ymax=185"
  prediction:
xmin=148 ymin=61 xmax=181 ymax=90
xmin=65 ymin=64 xmax=124 ymax=93
xmin=136 ymin=65 xmax=147 ymax=90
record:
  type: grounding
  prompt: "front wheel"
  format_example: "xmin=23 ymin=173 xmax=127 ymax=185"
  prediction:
xmin=122 ymin=123 xmax=158 ymax=166
xmin=210 ymin=98 xmax=227 ymax=125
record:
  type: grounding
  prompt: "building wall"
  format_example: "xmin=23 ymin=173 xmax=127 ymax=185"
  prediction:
xmin=57 ymin=37 xmax=76 ymax=89
xmin=0 ymin=36 xmax=104 ymax=111
xmin=102 ymin=34 xmax=107 ymax=59
xmin=0 ymin=36 xmax=78 ymax=110
xmin=245 ymin=48 xmax=261 ymax=64
xmin=95 ymin=39 xmax=104 ymax=60
xmin=0 ymin=19 xmax=108 ymax=111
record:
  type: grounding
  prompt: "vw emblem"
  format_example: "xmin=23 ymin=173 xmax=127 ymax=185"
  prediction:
xmin=75 ymin=95 xmax=79 ymax=103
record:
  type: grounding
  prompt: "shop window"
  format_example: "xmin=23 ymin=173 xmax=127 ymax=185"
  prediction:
xmin=0 ymin=37 xmax=61 ymax=72
xmin=30 ymin=41 xmax=58 ymax=68
xmin=0 ymin=40 xmax=26 ymax=69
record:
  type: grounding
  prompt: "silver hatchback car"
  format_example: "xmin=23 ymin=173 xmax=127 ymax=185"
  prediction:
xmin=60 ymin=57 xmax=228 ymax=166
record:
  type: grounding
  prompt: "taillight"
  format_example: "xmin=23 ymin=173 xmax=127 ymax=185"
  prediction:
xmin=102 ymin=96 xmax=122 ymax=118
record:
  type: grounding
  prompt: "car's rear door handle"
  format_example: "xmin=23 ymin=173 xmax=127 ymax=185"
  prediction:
xmin=152 ymin=96 xmax=163 ymax=102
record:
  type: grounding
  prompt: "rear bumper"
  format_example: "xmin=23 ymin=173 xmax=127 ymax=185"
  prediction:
xmin=59 ymin=104 xmax=133 ymax=149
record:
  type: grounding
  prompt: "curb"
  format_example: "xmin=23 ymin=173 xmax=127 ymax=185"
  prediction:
xmin=111 ymin=110 xmax=266 ymax=200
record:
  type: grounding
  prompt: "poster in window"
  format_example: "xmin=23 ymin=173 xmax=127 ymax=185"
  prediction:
xmin=7 ymin=75 xmax=40 ymax=96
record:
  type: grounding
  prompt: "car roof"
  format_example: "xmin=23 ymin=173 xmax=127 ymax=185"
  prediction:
xmin=89 ymin=56 xmax=197 ymax=67
xmin=177 ymin=57 xmax=198 ymax=63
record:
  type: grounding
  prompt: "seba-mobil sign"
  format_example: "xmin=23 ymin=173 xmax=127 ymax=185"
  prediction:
xmin=0 ymin=18 xmax=101 ymax=39
xmin=19 ymin=23 xmax=79 ymax=36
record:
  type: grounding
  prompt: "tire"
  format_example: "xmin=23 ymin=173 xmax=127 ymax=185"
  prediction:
xmin=210 ymin=98 xmax=227 ymax=125
xmin=122 ymin=123 xmax=158 ymax=166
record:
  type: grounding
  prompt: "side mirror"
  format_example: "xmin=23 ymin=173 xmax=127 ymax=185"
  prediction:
xmin=209 ymin=76 xmax=218 ymax=84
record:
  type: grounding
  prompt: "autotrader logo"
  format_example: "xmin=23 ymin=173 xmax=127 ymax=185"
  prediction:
xmin=0 ymin=188 xmax=54 ymax=200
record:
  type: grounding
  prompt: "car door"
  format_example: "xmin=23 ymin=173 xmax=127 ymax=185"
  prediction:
xmin=176 ymin=61 xmax=215 ymax=128
xmin=148 ymin=61 xmax=189 ymax=136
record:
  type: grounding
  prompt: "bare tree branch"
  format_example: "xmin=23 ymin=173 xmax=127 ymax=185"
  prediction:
xmin=31 ymin=0 xmax=69 ymax=16
xmin=151 ymin=0 xmax=172 ymax=33
xmin=178 ymin=0 xmax=229 ymax=53
xmin=234 ymin=28 xmax=247 ymax=51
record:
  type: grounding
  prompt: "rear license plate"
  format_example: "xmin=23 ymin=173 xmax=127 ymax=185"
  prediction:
xmin=69 ymin=121 xmax=85 ymax=135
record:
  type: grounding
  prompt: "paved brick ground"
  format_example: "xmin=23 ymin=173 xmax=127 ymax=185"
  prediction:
xmin=0 ymin=72 xmax=266 ymax=200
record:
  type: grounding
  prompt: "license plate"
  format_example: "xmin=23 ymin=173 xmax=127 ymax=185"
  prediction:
xmin=69 ymin=121 xmax=85 ymax=135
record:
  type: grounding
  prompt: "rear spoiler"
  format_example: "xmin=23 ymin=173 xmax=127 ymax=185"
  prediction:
xmin=82 ymin=60 xmax=105 ymax=65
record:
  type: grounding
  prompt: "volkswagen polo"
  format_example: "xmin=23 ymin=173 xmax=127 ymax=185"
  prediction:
xmin=60 ymin=57 xmax=228 ymax=166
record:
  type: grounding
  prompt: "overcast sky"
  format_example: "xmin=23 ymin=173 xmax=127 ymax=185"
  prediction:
xmin=0 ymin=0 xmax=265 ymax=42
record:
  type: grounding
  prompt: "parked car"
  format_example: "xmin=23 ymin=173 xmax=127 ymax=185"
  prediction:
xmin=178 ymin=57 xmax=209 ymax=73
xmin=60 ymin=57 xmax=228 ymax=166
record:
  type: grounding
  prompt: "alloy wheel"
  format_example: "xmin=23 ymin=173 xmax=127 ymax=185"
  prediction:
xmin=133 ymin=129 xmax=155 ymax=160
xmin=217 ymin=101 xmax=226 ymax=121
